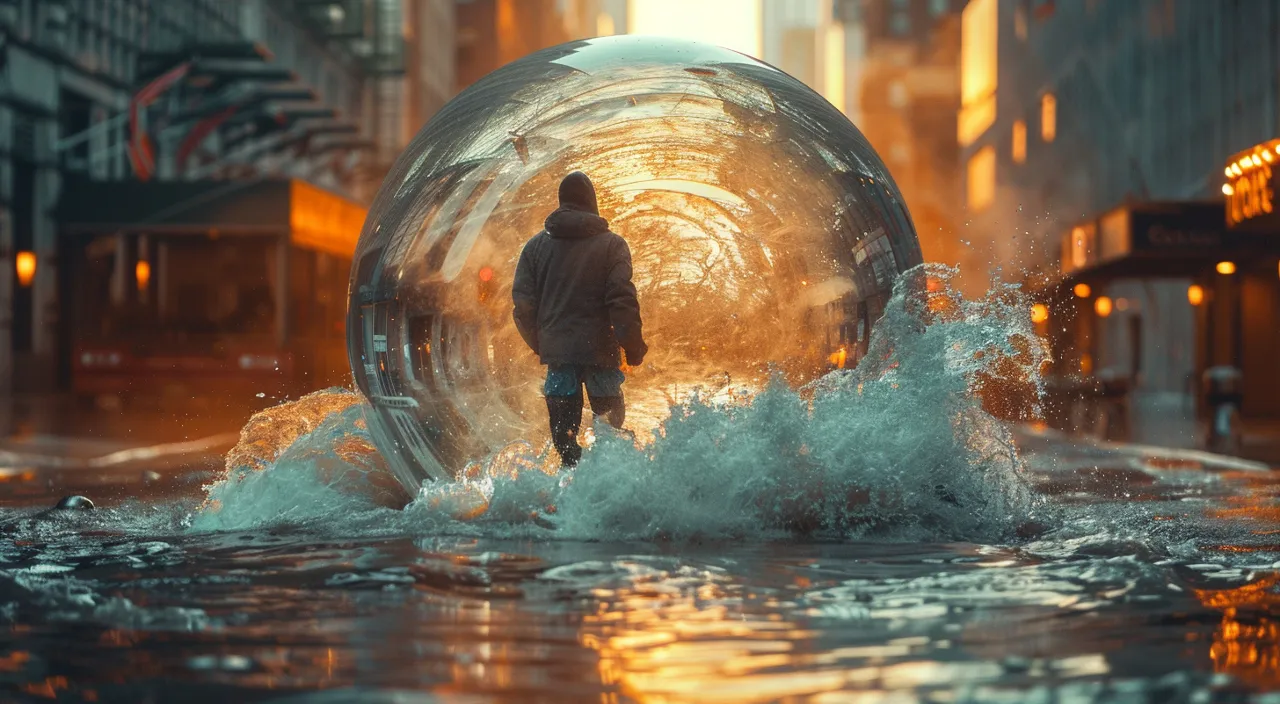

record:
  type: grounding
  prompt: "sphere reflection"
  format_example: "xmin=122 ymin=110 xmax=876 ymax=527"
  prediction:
xmin=348 ymin=36 xmax=922 ymax=491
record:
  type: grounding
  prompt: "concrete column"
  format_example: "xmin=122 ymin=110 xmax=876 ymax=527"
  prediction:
xmin=111 ymin=233 xmax=127 ymax=306
xmin=0 ymin=106 xmax=12 ymax=395
xmin=110 ymin=112 xmax=125 ymax=180
xmin=276 ymin=235 xmax=290 ymax=347
xmin=88 ymin=104 xmax=109 ymax=180
xmin=32 ymin=120 xmax=58 ymax=378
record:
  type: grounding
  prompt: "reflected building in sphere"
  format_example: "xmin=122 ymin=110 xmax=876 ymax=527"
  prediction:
xmin=347 ymin=36 xmax=922 ymax=490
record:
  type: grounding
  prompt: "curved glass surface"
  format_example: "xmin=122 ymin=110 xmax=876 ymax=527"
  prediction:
xmin=348 ymin=36 xmax=922 ymax=491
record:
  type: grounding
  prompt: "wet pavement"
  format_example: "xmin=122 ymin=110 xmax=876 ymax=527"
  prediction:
xmin=1 ymin=414 xmax=1279 ymax=702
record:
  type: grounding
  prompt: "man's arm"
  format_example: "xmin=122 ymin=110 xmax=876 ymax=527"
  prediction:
xmin=605 ymin=236 xmax=647 ymax=365
xmin=511 ymin=241 xmax=541 ymax=355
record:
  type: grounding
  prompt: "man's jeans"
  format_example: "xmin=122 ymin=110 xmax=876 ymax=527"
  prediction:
xmin=544 ymin=365 xmax=625 ymax=466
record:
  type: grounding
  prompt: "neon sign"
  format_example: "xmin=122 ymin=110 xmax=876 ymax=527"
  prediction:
xmin=1225 ymin=140 xmax=1279 ymax=228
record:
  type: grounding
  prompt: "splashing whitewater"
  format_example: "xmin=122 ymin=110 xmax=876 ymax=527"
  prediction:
xmin=193 ymin=265 xmax=1049 ymax=541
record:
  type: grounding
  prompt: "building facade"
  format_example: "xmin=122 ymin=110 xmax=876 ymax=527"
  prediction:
xmin=959 ymin=0 xmax=1280 ymax=441
xmin=845 ymin=0 xmax=966 ymax=283
xmin=0 ymin=0 xmax=454 ymax=396
xmin=455 ymin=0 xmax=601 ymax=92
xmin=760 ymin=0 xmax=848 ymax=112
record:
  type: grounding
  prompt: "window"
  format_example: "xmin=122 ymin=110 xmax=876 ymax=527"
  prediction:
xmin=966 ymin=145 xmax=996 ymax=212
xmin=1041 ymin=93 xmax=1057 ymax=142
xmin=1012 ymin=119 xmax=1027 ymax=163
xmin=958 ymin=0 xmax=997 ymax=146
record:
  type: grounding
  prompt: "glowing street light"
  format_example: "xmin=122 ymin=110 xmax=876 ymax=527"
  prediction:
xmin=1216 ymin=261 xmax=1237 ymax=275
xmin=15 ymin=251 xmax=35 ymax=288
xmin=1073 ymin=282 xmax=1091 ymax=298
xmin=1030 ymin=303 xmax=1049 ymax=324
xmin=1094 ymin=296 xmax=1113 ymax=317
xmin=135 ymin=260 xmax=151 ymax=292
xmin=1187 ymin=284 xmax=1205 ymax=306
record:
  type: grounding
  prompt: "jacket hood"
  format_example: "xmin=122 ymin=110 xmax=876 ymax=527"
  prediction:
xmin=544 ymin=207 xmax=609 ymax=239
xmin=558 ymin=171 xmax=599 ymax=214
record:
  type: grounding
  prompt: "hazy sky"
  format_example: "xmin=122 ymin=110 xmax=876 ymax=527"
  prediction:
xmin=627 ymin=0 xmax=763 ymax=57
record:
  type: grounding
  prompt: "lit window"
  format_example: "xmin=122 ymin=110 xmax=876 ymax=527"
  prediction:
xmin=1041 ymin=93 xmax=1056 ymax=142
xmin=958 ymin=0 xmax=998 ymax=146
xmin=967 ymin=145 xmax=996 ymax=212
xmin=1012 ymin=119 xmax=1027 ymax=164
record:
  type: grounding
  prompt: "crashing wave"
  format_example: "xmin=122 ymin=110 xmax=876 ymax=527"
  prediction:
xmin=194 ymin=265 xmax=1047 ymax=541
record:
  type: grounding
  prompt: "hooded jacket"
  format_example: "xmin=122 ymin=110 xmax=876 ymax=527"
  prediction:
xmin=512 ymin=172 xmax=647 ymax=368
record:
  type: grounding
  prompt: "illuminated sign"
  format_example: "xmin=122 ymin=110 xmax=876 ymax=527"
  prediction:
xmin=289 ymin=180 xmax=367 ymax=259
xmin=1224 ymin=139 xmax=1279 ymax=228
xmin=1061 ymin=203 xmax=1227 ymax=275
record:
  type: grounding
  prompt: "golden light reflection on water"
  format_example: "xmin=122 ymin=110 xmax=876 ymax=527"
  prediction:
xmin=576 ymin=575 xmax=1028 ymax=703
xmin=1195 ymin=575 xmax=1280 ymax=688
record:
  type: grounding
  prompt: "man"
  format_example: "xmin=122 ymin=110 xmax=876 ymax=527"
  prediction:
xmin=512 ymin=171 xmax=647 ymax=466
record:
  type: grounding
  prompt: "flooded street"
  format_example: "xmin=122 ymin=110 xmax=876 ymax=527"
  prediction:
xmin=1 ymin=425 xmax=1278 ymax=703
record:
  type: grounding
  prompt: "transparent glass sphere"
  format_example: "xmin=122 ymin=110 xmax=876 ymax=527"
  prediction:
xmin=348 ymin=36 xmax=922 ymax=491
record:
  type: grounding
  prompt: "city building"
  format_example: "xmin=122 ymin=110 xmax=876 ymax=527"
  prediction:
xmin=455 ymin=0 xmax=601 ymax=92
xmin=760 ymin=0 xmax=847 ymax=112
xmin=958 ymin=0 xmax=1280 ymax=444
xmin=843 ymin=0 xmax=966 ymax=285
xmin=0 ymin=0 xmax=454 ymax=399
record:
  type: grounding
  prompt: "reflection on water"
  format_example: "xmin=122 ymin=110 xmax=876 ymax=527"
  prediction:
xmin=1198 ymin=576 xmax=1280 ymax=690
xmin=3 ymin=417 xmax=1280 ymax=701
xmin=1 ymin=522 xmax=1280 ymax=701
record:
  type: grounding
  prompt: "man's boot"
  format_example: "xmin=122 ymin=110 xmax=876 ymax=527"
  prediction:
xmin=546 ymin=395 xmax=584 ymax=466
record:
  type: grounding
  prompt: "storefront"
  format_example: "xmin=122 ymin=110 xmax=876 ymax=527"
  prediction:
xmin=1040 ymin=140 xmax=1280 ymax=433
xmin=55 ymin=178 xmax=365 ymax=402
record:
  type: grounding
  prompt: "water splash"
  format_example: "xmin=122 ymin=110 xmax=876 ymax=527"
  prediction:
xmin=193 ymin=265 xmax=1047 ymax=541
xmin=192 ymin=392 xmax=407 ymax=532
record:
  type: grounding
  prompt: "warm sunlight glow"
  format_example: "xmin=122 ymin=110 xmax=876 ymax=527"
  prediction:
xmin=15 ymin=251 xmax=35 ymax=288
xmin=824 ymin=21 xmax=845 ymax=113
xmin=596 ymin=12 xmax=615 ymax=36
xmin=628 ymin=0 xmax=762 ymax=57
xmin=958 ymin=0 xmax=997 ymax=146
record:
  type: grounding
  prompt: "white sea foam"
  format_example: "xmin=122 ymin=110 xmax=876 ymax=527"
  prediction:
xmin=193 ymin=265 xmax=1045 ymax=542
